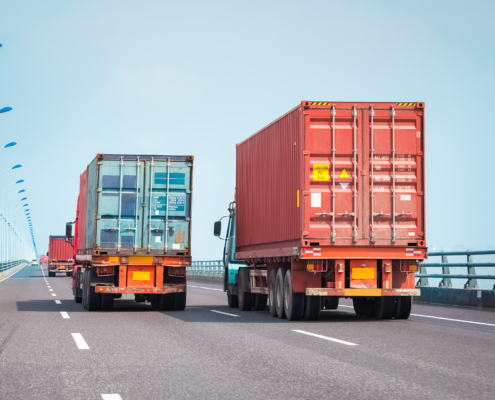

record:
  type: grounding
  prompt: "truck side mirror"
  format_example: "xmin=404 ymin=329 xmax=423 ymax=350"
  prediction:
xmin=66 ymin=222 xmax=73 ymax=239
xmin=213 ymin=221 xmax=222 ymax=237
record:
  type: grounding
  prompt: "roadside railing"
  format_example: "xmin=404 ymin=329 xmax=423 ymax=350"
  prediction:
xmin=187 ymin=260 xmax=224 ymax=284
xmin=417 ymin=250 xmax=495 ymax=289
xmin=0 ymin=259 xmax=29 ymax=273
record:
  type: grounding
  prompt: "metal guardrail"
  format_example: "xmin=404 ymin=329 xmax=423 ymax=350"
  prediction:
xmin=417 ymin=250 xmax=495 ymax=289
xmin=186 ymin=260 xmax=224 ymax=281
xmin=0 ymin=259 xmax=29 ymax=273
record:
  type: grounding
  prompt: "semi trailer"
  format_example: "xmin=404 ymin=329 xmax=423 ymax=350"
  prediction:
xmin=69 ymin=153 xmax=193 ymax=311
xmin=48 ymin=236 xmax=74 ymax=277
xmin=214 ymin=101 xmax=425 ymax=320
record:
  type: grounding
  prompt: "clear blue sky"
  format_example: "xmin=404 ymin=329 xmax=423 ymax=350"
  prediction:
xmin=1 ymin=1 xmax=494 ymax=266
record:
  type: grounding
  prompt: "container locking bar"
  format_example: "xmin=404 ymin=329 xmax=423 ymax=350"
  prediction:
xmin=331 ymin=105 xmax=336 ymax=243
xmin=147 ymin=157 xmax=154 ymax=253
xmin=352 ymin=105 xmax=358 ymax=243
xmin=164 ymin=157 xmax=171 ymax=253
xmin=117 ymin=156 xmax=124 ymax=253
xmin=370 ymin=106 xmax=375 ymax=242
xmin=391 ymin=106 xmax=396 ymax=243
xmin=133 ymin=156 xmax=140 ymax=253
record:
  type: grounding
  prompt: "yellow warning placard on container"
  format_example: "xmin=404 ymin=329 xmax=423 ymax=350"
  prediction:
xmin=352 ymin=268 xmax=375 ymax=280
xmin=132 ymin=271 xmax=151 ymax=281
xmin=339 ymin=169 xmax=350 ymax=178
xmin=313 ymin=165 xmax=329 ymax=181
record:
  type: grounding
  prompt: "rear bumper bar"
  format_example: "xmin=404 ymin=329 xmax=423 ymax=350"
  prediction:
xmin=94 ymin=284 xmax=186 ymax=294
xmin=306 ymin=288 xmax=420 ymax=297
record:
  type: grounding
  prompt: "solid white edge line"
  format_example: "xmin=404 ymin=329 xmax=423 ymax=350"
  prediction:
xmin=338 ymin=304 xmax=495 ymax=327
xmin=211 ymin=310 xmax=240 ymax=317
xmin=61 ymin=311 xmax=70 ymax=319
xmin=55 ymin=300 xmax=62 ymax=304
xmin=72 ymin=333 xmax=90 ymax=349
xmin=293 ymin=330 xmax=358 ymax=346
xmin=0 ymin=263 xmax=29 ymax=283
xmin=188 ymin=285 xmax=223 ymax=291
xmin=411 ymin=313 xmax=495 ymax=327
xmin=101 ymin=395 xmax=122 ymax=400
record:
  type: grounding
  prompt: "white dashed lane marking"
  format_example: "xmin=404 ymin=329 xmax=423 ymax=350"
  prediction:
xmin=293 ymin=330 xmax=358 ymax=346
xmin=72 ymin=333 xmax=89 ymax=350
xmin=101 ymin=395 xmax=122 ymax=400
xmin=51 ymin=293 xmax=56 ymax=297
xmin=55 ymin=300 xmax=61 ymax=304
xmin=188 ymin=285 xmax=223 ymax=292
xmin=61 ymin=312 xmax=70 ymax=319
xmin=211 ymin=310 xmax=240 ymax=317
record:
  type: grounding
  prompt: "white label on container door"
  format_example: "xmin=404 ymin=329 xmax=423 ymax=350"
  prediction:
xmin=172 ymin=244 xmax=181 ymax=250
xmin=155 ymin=210 xmax=160 ymax=215
xmin=155 ymin=236 xmax=162 ymax=243
xmin=408 ymin=232 xmax=415 ymax=236
xmin=401 ymin=195 xmax=411 ymax=201
xmin=311 ymin=192 xmax=321 ymax=208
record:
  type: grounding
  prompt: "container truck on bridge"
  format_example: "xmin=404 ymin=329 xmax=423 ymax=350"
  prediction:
xmin=68 ymin=153 xmax=193 ymax=311
xmin=214 ymin=101 xmax=425 ymax=320
xmin=48 ymin=236 xmax=74 ymax=277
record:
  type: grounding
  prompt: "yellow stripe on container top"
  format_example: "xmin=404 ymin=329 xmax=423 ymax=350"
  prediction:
xmin=396 ymin=102 xmax=417 ymax=106
xmin=311 ymin=102 xmax=332 ymax=106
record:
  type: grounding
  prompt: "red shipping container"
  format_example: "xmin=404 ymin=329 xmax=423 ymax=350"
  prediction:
xmin=48 ymin=236 xmax=74 ymax=262
xmin=235 ymin=101 xmax=426 ymax=261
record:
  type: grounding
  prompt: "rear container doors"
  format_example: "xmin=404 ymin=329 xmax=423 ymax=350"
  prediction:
xmin=143 ymin=158 xmax=192 ymax=253
xmin=96 ymin=157 xmax=144 ymax=250
xmin=303 ymin=103 xmax=424 ymax=246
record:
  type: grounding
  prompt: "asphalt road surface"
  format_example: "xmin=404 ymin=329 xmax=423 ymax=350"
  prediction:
xmin=1 ymin=263 xmax=495 ymax=399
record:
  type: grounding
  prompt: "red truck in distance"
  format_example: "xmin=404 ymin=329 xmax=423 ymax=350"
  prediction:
xmin=47 ymin=235 xmax=74 ymax=277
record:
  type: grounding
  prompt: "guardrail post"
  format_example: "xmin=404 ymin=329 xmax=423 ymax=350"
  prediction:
xmin=464 ymin=253 xmax=478 ymax=289
xmin=439 ymin=255 xmax=452 ymax=288
xmin=417 ymin=263 xmax=430 ymax=287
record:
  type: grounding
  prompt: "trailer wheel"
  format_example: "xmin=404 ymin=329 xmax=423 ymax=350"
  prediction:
xmin=274 ymin=268 xmax=288 ymax=319
xmin=253 ymin=293 xmax=268 ymax=311
xmin=268 ymin=270 xmax=277 ymax=317
xmin=324 ymin=297 xmax=339 ymax=310
xmin=283 ymin=270 xmax=304 ymax=321
xmin=303 ymin=295 xmax=321 ymax=320
xmin=85 ymin=269 xmax=99 ymax=312
xmin=100 ymin=294 xmax=114 ymax=311
xmin=364 ymin=299 xmax=377 ymax=317
xmin=150 ymin=294 xmax=159 ymax=309
xmin=173 ymin=292 xmax=186 ymax=311
xmin=74 ymin=269 xmax=82 ymax=304
xmin=353 ymin=298 xmax=365 ymax=316
xmin=66 ymin=272 xmax=72 ymax=277
xmin=159 ymin=294 xmax=174 ymax=311
xmin=238 ymin=270 xmax=254 ymax=311
xmin=48 ymin=272 xmax=55 ymax=277
xmin=227 ymin=290 xmax=239 ymax=308
xmin=374 ymin=297 xmax=396 ymax=319
xmin=394 ymin=296 xmax=412 ymax=319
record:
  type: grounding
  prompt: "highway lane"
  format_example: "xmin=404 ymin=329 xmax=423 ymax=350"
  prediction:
xmin=1 ymin=264 xmax=494 ymax=399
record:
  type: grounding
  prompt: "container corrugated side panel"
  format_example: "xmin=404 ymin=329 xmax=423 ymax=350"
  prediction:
xmin=77 ymin=169 xmax=88 ymax=252
xmin=236 ymin=106 xmax=302 ymax=250
xmin=49 ymin=236 xmax=73 ymax=261
xmin=85 ymin=157 xmax=98 ymax=250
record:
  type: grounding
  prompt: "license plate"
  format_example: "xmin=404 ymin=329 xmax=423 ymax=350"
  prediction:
xmin=59 ymin=266 xmax=66 ymax=270
xmin=132 ymin=271 xmax=150 ymax=281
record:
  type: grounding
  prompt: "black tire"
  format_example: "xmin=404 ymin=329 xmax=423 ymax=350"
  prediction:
xmin=82 ymin=269 xmax=87 ymax=309
xmin=374 ymin=297 xmax=396 ymax=319
xmin=150 ymin=294 xmax=159 ymax=309
xmin=283 ymin=270 xmax=304 ymax=321
xmin=238 ymin=269 xmax=254 ymax=311
xmin=66 ymin=271 xmax=72 ymax=277
xmin=268 ymin=270 xmax=277 ymax=317
xmin=159 ymin=294 xmax=174 ymax=311
xmin=395 ymin=296 xmax=412 ymax=319
xmin=135 ymin=294 xmax=146 ymax=303
xmin=74 ymin=269 xmax=82 ymax=304
xmin=324 ymin=297 xmax=339 ymax=310
xmin=100 ymin=293 xmax=114 ymax=311
xmin=85 ymin=269 xmax=100 ymax=312
xmin=304 ymin=295 xmax=321 ymax=320
xmin=173 ymin=292 xmax=186 ymax=310
xmin=227 ymin=290 xmax=239 ymax=308
xmin=253 ymin=293 xmax=268 ymax=311
xmin=364 ymin=299 xmax=377 ymax=317
xmin=353 ymin=298 xmax=366 ymax=316
xmin=48 ymin=271 xmax=55 ymax=277
xmin=275 ymin=268 xmax=287 ymax=319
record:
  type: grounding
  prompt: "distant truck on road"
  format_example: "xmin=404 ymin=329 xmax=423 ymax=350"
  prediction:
xmin=214 ymin=101 xmax=425 ymax=320
xmin=68 ymin=154 xmax=193 ymax=311
xmin=48 ymin=236 xmax=74 ymax=277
